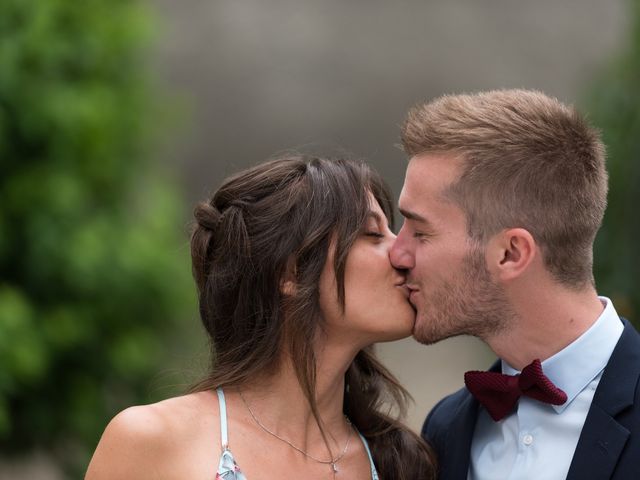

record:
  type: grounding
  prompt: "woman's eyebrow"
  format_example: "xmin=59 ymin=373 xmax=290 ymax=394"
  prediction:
xmin=367 ymin=210 xmax=383 ymax=222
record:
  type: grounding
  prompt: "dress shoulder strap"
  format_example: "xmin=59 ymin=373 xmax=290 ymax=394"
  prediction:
xmin=358 ymin=432 xmax=380 ymax=480
xmin=216 ymin=388 xmax=229 ymax=450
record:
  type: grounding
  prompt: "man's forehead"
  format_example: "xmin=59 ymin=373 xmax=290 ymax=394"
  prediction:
xmin=401 ymin=155 xmax=458 ymax=203
xmin=406 ymin=153 xmax=461 ymax=187
xmin=398 ymin=184 xmax=433 ymax=225
xmin=398 ymin=154 xmax=464 ymax=225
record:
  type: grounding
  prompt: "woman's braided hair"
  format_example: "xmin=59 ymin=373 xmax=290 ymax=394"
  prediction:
xmin=190 ymin=154 xmax=436 ymax=479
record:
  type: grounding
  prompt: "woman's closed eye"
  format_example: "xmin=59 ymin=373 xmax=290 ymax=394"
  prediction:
xmin=364 ymin=231 xmax=385 ymax=239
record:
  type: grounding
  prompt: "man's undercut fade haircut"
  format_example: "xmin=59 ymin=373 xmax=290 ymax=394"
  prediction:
xmin=401 ymin=89 xmax=608 ymax=288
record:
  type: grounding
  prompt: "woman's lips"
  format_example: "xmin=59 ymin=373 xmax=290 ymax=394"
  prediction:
xmin=395 ymin=283 xmax=411 ymax=298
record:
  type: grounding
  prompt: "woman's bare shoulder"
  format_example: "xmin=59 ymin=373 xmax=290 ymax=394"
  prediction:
xmin=85 ymin=391 xmax=219 ymax=480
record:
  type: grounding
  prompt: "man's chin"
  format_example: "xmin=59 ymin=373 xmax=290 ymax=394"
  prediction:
xmin=411 ymin=317 xmax=456 ymax=345
xmin=411 ymin=316 xmax=434 ymax=344
xmin=412 ymin=331 xmax=437 ymax=345
xmin=412 ymin=330 xmax=455 ymax=346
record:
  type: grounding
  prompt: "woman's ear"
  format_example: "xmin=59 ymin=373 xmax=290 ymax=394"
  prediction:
xmin=486 ymin=228 xmax=537 ymax=282
xmin=281 ymin=279 xmax=296 ymax=296
xmin=280 ymin=257 xmax=297 ymax=296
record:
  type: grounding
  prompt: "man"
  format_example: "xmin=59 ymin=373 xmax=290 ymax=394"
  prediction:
xmin=390 ymin=89 xmax=640 ymax=479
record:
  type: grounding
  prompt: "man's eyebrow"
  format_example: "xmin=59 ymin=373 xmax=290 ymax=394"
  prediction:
xmin=398 ymin=208 xmax=428 ymax=223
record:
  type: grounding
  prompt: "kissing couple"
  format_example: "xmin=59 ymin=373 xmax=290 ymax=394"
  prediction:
xmin=86 ymin=89 xmax=640 ymax=480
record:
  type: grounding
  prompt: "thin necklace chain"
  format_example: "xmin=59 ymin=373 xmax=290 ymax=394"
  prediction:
xmin=239 ymin=389 xmax=352 ymax=475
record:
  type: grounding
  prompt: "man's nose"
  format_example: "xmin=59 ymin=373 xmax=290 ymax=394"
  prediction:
xmin=389 ymin=228 xmax=414 ymax=270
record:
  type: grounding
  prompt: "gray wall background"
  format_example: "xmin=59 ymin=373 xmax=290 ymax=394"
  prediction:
xmin=153 ymin=0 xmax=628 ymax=431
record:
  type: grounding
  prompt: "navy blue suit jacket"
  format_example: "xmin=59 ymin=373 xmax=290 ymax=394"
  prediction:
xmin=422 ymin=320 xmax=640 ymax=480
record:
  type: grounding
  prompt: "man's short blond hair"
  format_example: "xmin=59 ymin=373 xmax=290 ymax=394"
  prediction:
xmin=401 ymin=89 xmax=608 ymax=288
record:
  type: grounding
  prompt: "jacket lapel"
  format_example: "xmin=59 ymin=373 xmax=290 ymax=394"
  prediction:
xmin=442 ymin=361 xmax=499 ymax=480
xmin=444 ymin=393 xmax=479 ymax=480
xmin=566 ymin=320 xmax=640 ymax=480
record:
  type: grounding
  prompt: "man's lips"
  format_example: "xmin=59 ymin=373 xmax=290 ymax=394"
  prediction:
xmin=406 ymin=286 xmax=419 ymax=304
xmin=394 ymin=281 xmax=418 ymax=301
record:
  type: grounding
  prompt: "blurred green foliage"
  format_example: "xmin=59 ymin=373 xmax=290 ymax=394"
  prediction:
xmin=589 ymin=0 xmax=640 ymax=325
xmin=0 ymin=0 xmax=193 ymax=473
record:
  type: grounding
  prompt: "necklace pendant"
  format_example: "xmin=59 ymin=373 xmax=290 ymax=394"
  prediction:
xmin=331 ymin=463 xmax=338 ymax=473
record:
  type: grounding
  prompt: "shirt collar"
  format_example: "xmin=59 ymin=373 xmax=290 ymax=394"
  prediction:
xmin=502 ymin=296 xmax=624 ymax=413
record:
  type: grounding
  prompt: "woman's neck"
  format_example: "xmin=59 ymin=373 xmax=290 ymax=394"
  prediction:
xmin=235 ymin=338 xmax=358 ymax=453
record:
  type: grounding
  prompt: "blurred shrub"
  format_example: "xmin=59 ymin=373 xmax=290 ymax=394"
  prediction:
xmin=0 ymin=0 xmax=193 ymax=473
xmin=589 ymin=0 xmax=640 ymax=325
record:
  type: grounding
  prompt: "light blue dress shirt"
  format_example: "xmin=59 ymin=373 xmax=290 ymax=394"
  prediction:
xmin=468 ymin=297 xmax=624 ymax=480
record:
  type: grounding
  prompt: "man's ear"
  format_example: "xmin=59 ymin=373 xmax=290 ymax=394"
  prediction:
xmin=486 ymin=228 xmax=537 ymax=282
xmin=280 ymin=257 xmax=297 ymax=296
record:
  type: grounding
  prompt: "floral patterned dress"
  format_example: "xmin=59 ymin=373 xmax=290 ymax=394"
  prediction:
xmin=216 ymin=447 xmax=246 ymax=480
xmin=215 ymin=389 xmax=247 ymax=480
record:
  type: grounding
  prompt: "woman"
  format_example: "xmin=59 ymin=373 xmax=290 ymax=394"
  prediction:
xmin=86 ymin=154 xmax=436 ymax=479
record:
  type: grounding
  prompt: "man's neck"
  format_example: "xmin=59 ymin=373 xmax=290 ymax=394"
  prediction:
xmin=486 ymin=286 xmax=604 ymax=371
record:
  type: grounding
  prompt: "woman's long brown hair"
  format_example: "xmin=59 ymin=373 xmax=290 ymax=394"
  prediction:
xmin=190 ymin=154 xmax=436 ymax=479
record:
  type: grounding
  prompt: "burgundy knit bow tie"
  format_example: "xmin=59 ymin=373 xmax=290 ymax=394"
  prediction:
xmin=464 ymin=359 xmax=568 ymax=422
